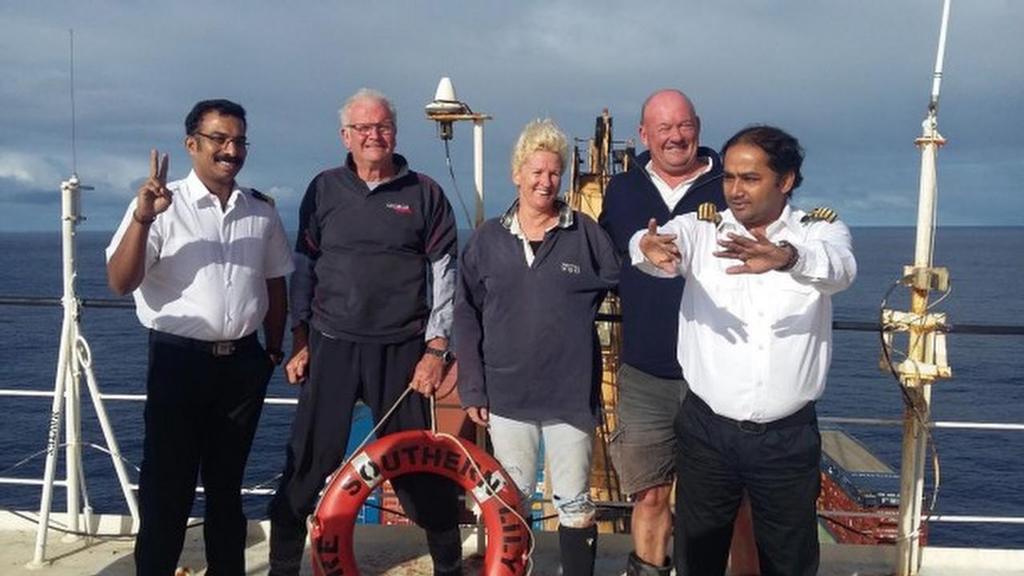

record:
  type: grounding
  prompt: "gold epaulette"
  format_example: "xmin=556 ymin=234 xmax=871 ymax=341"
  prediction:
xmin=800 ymin=207 xmax=837 ymax=224
xmin=251 ymin=189 xmax=275 ymax=206
xmin=696 ymin=202 xmax=722 ymax=226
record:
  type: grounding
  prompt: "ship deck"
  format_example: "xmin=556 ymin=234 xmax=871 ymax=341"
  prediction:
xmin=2 ymin=513 xmax=1021 ymax=575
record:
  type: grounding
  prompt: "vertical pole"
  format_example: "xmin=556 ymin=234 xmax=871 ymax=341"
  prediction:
xmin=62 ymin=176 xmax=83 ymax=537
xmin=896 ymin=130 xmax=941 ymax=576
xmin=895 ymin=3 xmax=951 ymax=573
xmin=473 ymin=119 xmax=485 ymax=228
xmin=31 ymin=175 xmax=82 ymax=566
xmin=472 ymin=117 xmax=487 ymax=556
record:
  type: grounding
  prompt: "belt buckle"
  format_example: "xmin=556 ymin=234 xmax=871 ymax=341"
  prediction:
xmin=212 ymin=341 xmax=236 ymax=356
xmin=738 ymin=420 xmax=766 ymax=434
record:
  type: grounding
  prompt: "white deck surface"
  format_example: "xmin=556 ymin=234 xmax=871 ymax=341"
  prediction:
xmin=1 ymin=513 xmax=1022 ymax=575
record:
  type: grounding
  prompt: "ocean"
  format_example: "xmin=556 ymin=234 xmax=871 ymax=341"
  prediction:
xmin=0 ymin=227 xmax=1021 ymax=549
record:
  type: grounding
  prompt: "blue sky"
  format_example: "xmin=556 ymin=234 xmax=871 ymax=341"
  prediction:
xmin=1 ymin=1 xmax=1022 ymax=232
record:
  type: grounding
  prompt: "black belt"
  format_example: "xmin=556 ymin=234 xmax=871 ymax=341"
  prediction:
xmin=687 ymin=392 xmax=816 ymax=434
xmin=150 ymin=330 xmax=259 ymax=357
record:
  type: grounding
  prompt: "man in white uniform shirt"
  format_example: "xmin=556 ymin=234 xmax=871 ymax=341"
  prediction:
xmin=107 ymin=99 xmax=293 ymax=575
xmin=631 ymin=125 xmax=856 ymax=575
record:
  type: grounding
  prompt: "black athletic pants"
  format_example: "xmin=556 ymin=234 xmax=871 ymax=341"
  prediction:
xmin=267 ymin=330 xmax=461 ymax=574
xmin=135 ymin=330 xmax=273 ymax=576
xmin=674 ymin=393 xmax=821 ymax=576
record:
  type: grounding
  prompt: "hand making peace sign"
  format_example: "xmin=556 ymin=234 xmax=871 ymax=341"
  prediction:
xmin=133 ymin=150 xmax=173 ymax=224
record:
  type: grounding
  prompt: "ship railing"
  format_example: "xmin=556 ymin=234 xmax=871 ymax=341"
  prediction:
xmin=1 ymin=296 xmax=1023 ymax=530
xmin=3 ymin=387 xmax=1024 ymax=528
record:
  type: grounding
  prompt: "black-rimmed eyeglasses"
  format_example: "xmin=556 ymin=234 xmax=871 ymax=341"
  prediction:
xmin=193 ymin=132 xmax=250 ymax=148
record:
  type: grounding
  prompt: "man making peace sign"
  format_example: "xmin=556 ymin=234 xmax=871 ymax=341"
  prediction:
xmin=107 ymin=99 xmax=293 ymax=575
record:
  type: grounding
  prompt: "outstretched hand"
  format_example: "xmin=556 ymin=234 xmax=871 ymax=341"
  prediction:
xmin=714 ymin=230 xmax=793 ymax=274
xmin=638 ymin=218 xmax=681 ymax=274
xmin=135 ymin=150 xmax=173 ymax=221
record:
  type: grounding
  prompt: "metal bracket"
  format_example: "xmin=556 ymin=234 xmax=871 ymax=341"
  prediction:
xmin=902 ymin=266 xmax=949 ymax=292
xmin=880 ymin=309 xmax=952 ymax=386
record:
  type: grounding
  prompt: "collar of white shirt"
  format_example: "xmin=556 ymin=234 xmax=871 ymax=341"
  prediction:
xmin=181 ymin=170 xmax=245 ymax=211
xmin=646 ymin=157 xmax=713 ymax=211
xmin=719 ymin=202 xmax=801 ymax=239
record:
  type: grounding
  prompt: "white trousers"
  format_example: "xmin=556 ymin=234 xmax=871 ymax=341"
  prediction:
xmin=488 ymin=413 xmax=596 ymax=528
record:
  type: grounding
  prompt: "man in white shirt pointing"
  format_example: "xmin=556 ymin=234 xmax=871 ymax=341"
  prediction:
xmin=631 ymin=125 xmax=856 ymax=575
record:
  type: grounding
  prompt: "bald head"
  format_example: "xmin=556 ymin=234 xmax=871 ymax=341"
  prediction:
xmin=639 ymin=89 xmax=703 ymax=180
xmin=640 ymin=89 xmax=696 ymax=125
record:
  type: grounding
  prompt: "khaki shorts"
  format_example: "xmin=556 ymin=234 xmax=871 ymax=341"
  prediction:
xmin=608 ymin=363 xmax=687 ymax=496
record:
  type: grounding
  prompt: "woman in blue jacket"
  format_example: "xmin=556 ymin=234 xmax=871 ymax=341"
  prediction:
xmin=454 ymin=119 xmax=620 ymax=576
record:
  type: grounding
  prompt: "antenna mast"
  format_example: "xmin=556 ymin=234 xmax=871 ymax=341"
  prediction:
xmin=888 ymin=1 xmax=954 ymax=574
xmin=69 ymin=29 xmax=78 ymax=176
xmin=29 ymin=29 xmax=139 ymax=568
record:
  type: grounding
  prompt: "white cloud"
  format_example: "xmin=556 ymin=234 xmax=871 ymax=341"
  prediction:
xmin=0 ymin=151 xmax=63 ymax=187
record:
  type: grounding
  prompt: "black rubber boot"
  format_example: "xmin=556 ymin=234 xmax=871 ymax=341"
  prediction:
xmin=426 ymin=527 xmax=463 ymax=576
xmin=626 ymin=551 xmax=672 ymax=576
xmin=558 ymin=525 xmax=598 ymax=576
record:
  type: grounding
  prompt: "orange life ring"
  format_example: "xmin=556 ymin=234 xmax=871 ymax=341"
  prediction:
xmin=311 ymin=430 xmax=531 ymax=576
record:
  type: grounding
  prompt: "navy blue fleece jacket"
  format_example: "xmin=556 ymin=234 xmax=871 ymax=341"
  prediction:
xmin=454 ymin=206 xmax=620 ymax=425
xmin=598 ymin=148 xmax=725 ymax=378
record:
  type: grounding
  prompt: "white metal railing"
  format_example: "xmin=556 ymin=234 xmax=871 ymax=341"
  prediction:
xmin=6 ymin=388 xmax=1024 ymax=431
xmin=3 ymin=388 xmax=1023 ymax=526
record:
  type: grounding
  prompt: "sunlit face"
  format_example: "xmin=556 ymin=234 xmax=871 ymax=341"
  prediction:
xmin=513 ymin=150 xmax=562 ymax=214
xmin=186 ymin=111 xmax=247 ymax=191
xmin=722 ymin=143 xmax=794 ymax=231
xmin=639 ymin=91 xmax=701 ymax=178
xmin=340 ymin=98 xmax=396 ymax=167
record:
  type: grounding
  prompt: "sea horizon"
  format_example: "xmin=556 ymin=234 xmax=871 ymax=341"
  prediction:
xmin=0 ymin=226 xmax=1021 ymax=549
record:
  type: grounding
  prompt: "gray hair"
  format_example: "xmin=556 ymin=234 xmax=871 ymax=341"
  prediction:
xmin=338 ymin=88 xmax=398 ymax=127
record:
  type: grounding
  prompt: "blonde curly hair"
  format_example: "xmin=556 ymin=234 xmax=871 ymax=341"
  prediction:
xmin=510 ymin=118 xmax=569 ymax=176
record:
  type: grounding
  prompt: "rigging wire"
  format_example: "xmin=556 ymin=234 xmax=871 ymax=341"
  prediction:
xmin=0 ymin=440 xmax=202 ymax=539
xmin=879 ymin=273 xmax=953 ymax=523
xmin=442 ymin=138 xmax=475 ymax=230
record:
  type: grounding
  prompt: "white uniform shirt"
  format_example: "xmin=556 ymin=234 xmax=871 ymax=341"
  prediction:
xmin=106 ymin=170 xmax=294 ymax=341
xmin=629 ymin=203 xmax=857 ymax=422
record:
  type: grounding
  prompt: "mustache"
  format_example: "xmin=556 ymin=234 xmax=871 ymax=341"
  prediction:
xmin=214 ymin=154 xmax=243 ymax=165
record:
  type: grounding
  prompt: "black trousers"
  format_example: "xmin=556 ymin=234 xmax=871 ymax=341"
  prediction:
xmin=674 ymin=394 xmax=821 ymax=576
xmin=135 ymin=330 xmax=273 ymax=576
xmin=267 ymin=330 xmax=460 ymax=573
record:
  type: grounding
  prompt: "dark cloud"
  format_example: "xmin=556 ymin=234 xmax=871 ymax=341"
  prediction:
xmin=1 ymin=1 xmax=1021 ymax=229
xmin=1 ymin=179 xmax=61 ymax=206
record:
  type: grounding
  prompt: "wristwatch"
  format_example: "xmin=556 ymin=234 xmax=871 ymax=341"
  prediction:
xmin=424 ymin=346 xmax=454 ymax=365
xmin=777 ymin=240 xmax=800 ymax=272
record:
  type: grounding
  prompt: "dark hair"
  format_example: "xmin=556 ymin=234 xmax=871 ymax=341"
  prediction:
xmin=721 ymin=125 xmax=804 ymax=191
xmin=184 ymin=99 xmax=246 ymax=135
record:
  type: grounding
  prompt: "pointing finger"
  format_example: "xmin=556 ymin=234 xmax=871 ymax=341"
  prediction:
xmin=149 ymin=149 xmax=158 ymax=179
xmin=157 ymin=153 xmax=169 ymax=186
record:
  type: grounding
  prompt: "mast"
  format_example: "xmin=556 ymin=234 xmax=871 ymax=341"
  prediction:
xmin=30 ymin=30 xmax=139 ymax=568
xmin=888 ymin=1 xmax=954 ymax=574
